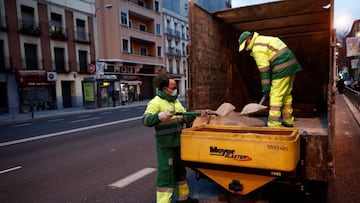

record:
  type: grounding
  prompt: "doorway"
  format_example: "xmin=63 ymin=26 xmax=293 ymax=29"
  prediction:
xmin=61 ymin=81 xmax=72 ymax=108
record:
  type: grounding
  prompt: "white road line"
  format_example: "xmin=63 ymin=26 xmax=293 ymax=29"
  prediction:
xmin=0 ymin=166 xmax=22 ymax=175
xmin=70 ymin=117 xmax=100 ymax=123
xmin=76 ymin=115 xmax=91 ymax=118
xmin=109 ymin=167 xmax=157 ymax=189
xmin=100 ymin=112 xmax=112 ymax=115
xmin=48 ymin=118 xmax=65 ymax=122
xmin=11 ymin=123 xmax=31 ymax=127
xmin=0 ymin=116 xmax=143 ymax=147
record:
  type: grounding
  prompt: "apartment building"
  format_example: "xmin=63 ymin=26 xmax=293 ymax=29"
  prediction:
xmin=163 ymin=8 xmax=188 ymax=96
xmin=161 ymin=0 xmax=230 ymax=96
xmin=96 ymin=0 xmax=165 ymax=100
xmin=345 ymin=20 xmax=360 ymax=81
xmin=0 ymin=0 xmax=96 ymax=114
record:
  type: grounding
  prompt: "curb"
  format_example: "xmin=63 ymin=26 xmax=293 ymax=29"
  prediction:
xmin=342 ymin=94 xmax=360 ymax=127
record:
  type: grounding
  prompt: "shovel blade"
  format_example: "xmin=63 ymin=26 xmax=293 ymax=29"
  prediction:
xmin=240 ymin=103 xmax=268 ymax=115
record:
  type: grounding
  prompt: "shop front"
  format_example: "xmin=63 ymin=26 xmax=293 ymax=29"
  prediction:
xmin=17 ymin=70 xmax=56 ymax=112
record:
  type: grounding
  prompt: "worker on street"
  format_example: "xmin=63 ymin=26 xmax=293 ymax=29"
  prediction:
xmin=142 ymin=74 xmax=199 ymax=203
xmin=238 ymin=31 xmax=302 ymax=127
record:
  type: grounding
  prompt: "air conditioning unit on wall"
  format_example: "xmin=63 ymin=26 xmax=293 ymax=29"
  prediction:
xmin=47 ymin=72 xmax=57 ymax=81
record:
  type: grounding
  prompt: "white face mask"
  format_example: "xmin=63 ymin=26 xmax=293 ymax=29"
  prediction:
xmin=171 ymin=89 xmax=177 ymax=96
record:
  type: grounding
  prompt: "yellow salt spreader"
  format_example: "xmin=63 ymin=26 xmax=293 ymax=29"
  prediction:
xmin=180 ymin=125 xmax=302 ymax=195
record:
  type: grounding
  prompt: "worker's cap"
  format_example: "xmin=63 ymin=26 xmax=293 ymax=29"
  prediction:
xmin=238 ymin=31 xmax=251 ymax=52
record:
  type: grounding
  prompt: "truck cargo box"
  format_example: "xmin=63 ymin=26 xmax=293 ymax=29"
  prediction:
xmin=186 ymin=0 xmax=335 ymax=183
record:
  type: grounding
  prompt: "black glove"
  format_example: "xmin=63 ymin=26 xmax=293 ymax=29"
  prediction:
xmin=262 ymin=90 xmax=270 ymax=98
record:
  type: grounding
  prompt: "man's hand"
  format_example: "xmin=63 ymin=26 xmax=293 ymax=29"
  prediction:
xmin=158 ymin=110 xmax=175 ymax=121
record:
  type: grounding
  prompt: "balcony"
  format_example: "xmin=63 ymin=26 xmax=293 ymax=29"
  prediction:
xmin=0 ymin=57 xmax=12 ymax=72
xmin=166 ymin=47 xmax=181 ymax=56
xmin=49 ymin=25 xmax=67 ymax=40
xmin=165 ymin=28 xmax=180 ymax=41
xmin=0 ymin=17 xmax=8 ymax=31
xmin=21 ymin=58 xmax=41 ymax=70
xmin=19 ymin=22 xmax=41 ymax=36
xmin=74 ymin=31 xmax=90 ymax=43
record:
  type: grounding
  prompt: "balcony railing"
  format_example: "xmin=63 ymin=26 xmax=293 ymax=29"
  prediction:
xmin=21 ymin=58 xmax=41 ymax=70
xmin=19 ymin=22 xmax=41 ymax=36
xmin=0 ymin=16 xmax=8 ymax=31
xmin=165 ymin=28 xmax=180 ymax=39
xmin=74 ymin=30 xmax=90 ymax=43
xmin=49 ymin=25 xmax=67 ymax=40
xmin=128 ymin=0 xmax=154 ymax=11
xmin=0 ymin=57 xmax=12 ymax=72
xmin=166 ymin=47 xmax=181 ymax=56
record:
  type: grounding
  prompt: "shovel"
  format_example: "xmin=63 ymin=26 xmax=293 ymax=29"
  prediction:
xmin=239 ymin=95 xmax=268 ymax=116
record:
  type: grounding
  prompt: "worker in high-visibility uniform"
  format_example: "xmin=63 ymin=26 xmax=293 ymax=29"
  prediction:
xmin=238 ymin=31 xmax=302 ymax=127
xmin=143 ymin=75 xmax=199 ymax=203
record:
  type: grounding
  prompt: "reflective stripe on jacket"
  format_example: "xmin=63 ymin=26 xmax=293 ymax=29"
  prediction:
xmin=249 ymin=32 xmax=302 ymax=91
xmin=143 ymin=95 xmax=195 ymax=148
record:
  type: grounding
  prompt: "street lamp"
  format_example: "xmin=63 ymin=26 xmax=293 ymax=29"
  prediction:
xmin=95 ymin=3 xmax=112 ymax=17
xmin=94 ymin=3 xmax=112 ymax=73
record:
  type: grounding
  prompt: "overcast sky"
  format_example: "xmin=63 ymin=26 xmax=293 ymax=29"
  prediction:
xmin=231 ymin=0 xmax=360 ymax=32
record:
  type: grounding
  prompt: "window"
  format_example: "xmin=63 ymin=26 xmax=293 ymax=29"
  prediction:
xmin=21 ymin=5 xmax=35 ymax=29
xmin=140 ymin=48 xmax=147 ymax=56
xmin=121 ymin=12 xmax=128 ymax=26
xmin=157 ymin=46 xmax=162 ymax=57
xmin=24 ymin=43 xmax=38 ymax=70
xmin=156 ymin=23 xmax=161 ymax=35
xmin=0 ymin=40 xmax=4 ymax=71
xmin=50 ymin=13 xmax=62 ymax=34
xmin=122 ymin=39 xmax=129 ymax=52
xmin=76 ymin=19 xmax=87 ymax=41
xmin=78 ymin=50 xmax=88 ymax=73
xmin=139 ymin=24 xmax=146 ymax=32
xmin=129 ymin=20 xmax=132 ymax=28
xmin=176 ymin=60 xmax=180 ymax=74
xmin=54 ymin=47 xmax=65 ymax=72
xmin=138 ymin=0 xmax=144 ymax=7
xmin=155 ymin=1 xmax=160 ymax=12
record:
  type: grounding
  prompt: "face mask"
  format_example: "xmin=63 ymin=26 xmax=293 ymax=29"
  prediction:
xmin=171 ymin=89 xmax=177 ymax=96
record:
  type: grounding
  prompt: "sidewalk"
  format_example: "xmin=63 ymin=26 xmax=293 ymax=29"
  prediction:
xmin=0 ymin=96 xmax=187 ymax=126
xmin=328 ymin=94 xmax=360 ymax=203
xmin=0 ymin=99 xmax=150 ymax=126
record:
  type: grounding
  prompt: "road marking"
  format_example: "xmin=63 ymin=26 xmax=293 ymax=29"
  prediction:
xmin=0 ymin=166 xmax=22 ymax=175
xmin=100 ymin=111 xmax=112 ymax=115
xmin=76 ymin=115 xmax=91 ymax=118
xmin=109 ymin=167 xmax=157 ymax=189
xmin=48 ymin=118 xmax=65 ymax=122
xmin=0 ymin=116 xmax=143 ymax=147
xmin=70 ymin=117 xmax=100 ymax=123
xmin=11 ymin=123 xmax=31 ymax=127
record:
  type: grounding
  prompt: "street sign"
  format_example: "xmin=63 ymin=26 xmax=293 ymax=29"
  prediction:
xmin=88 ymin=64 xmax=96 ymax=74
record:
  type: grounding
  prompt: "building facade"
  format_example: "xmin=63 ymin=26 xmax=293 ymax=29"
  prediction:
xmin=96 ymin=0 xmax=165 ymax=100
xmin=163 ymin=8 xmax=188 ymax=96
xmin=344 ymin=20 xmax=360 ymax=81
xmin=0 ymin=0 xmax=96 ymax=114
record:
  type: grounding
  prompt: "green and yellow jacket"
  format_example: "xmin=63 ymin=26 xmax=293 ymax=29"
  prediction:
xmin=142 ymin=91 xmax=195 ymax=148
xmin=248 ymin=32 xmax=302 ymax=91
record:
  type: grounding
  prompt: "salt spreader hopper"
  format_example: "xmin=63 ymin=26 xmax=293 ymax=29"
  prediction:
xmin=181 ymin=125 xmax=301 ymax=195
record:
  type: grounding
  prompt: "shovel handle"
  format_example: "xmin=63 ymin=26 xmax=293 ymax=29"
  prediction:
xmin=175 ymin=111 xmax=202 ymax=116
xmin=259 ymin=96 xmax=266 ymax=105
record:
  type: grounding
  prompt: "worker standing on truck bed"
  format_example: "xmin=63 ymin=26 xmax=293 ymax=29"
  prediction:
xmin=142 ymin=74 xmax=199 ymax=203
xmin=238 ymin=31 xmax=302 ymax=127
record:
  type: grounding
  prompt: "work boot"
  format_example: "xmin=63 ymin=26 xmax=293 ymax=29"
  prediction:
xmin=176 ymin=197 xmax=199 ymax=203
xmin=282 ymin=123 xmax=294 ymax=127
